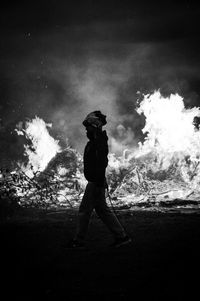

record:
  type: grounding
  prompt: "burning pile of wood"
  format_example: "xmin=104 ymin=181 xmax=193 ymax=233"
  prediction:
xmin=1 ymin=146 xmax=200 ymax=211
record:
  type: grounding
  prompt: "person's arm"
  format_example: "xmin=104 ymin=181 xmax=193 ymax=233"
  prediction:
xmin=95 ymin=133 xmax=108 ymax=186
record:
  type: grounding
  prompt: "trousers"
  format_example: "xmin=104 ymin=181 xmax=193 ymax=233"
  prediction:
xmin=75 ymin=182 xmax=126 ymax=241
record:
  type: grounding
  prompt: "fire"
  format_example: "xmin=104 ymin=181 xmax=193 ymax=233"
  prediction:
xmin=11 ymin=91 xmax=200 ymax=209
xmin=17 ymin=116 xmax=61 ymax=178
xmin=106 ymin=91 xmax=200 ymax=208
xmin=136 ymin=90 xmax=200 ymax=157
xmin=135 ymin=91 xmax=200 ymax=189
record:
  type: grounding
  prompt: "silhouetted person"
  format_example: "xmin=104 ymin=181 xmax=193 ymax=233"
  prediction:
xmin=67 ymin=111 xmax=131 ymax=248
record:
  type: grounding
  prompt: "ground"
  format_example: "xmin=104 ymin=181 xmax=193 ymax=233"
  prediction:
xmin=1 ymin=208 xmax=200 ymax=299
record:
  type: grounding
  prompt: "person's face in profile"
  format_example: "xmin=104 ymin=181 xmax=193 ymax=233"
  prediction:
xmin=85 ymin=125 xmax=97 ymax=140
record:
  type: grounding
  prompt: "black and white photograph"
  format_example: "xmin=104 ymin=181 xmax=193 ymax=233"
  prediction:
xmin=1 ymin=0 xmax=200 ymax=299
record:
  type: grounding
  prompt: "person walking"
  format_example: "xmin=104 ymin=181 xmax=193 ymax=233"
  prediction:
xmin=67 ymin=110 xmax=131 ymax=249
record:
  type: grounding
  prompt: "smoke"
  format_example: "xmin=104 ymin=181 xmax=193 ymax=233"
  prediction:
xmin=1 ymin=20 xmax=200 ymax=160
xmin=109 ymin=124 xmax=137 ymax=155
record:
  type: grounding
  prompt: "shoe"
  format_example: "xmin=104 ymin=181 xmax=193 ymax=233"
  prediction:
xmin=63 ymin=239 xmax=86 ymax=249
xmin=111 ymin=235 xmax=132 ymax=248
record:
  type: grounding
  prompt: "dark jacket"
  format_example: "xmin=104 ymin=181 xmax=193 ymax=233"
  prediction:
xmin=83 ymin=130 xmax=108 ymax=187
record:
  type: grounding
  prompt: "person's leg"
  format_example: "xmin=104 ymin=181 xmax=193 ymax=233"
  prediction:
xmin=75 ymin=182 xmax=96 ymax=242
xmin=94 ymin=186 xmax=127 ymax=239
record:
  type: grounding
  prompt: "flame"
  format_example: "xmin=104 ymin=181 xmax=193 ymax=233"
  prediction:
xmin=105 ymin=91 xmax=200 ymax=207
xmin=108 ymin=151 xmax=130 ymax=171
xmin=135 ymin=91 xmax=200 ymax=189
xmin=13 ymin=92 xmax=200 ymax=209
xmin=136 ymin=90 xmax=200 ymax=157
xmin=18 ymin=116 xmax=61 ymax=178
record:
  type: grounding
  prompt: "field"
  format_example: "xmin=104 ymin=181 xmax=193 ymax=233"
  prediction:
xmin=1 ymin=208 xmax=200 ymax=299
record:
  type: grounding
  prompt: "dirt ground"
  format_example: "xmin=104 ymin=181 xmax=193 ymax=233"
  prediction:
xmin=1 ymin=208 xmax=200 ymax=300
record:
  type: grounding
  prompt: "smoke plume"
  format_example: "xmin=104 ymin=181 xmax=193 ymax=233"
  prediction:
xmin=0 ymin=17 xmax=200 ymax=160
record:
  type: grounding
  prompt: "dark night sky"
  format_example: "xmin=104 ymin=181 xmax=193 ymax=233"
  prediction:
xmin=0 ymin=0 xmax=200 ymax=161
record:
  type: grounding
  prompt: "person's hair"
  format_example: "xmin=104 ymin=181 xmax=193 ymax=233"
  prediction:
xmin=82 ymin=111 xmax=107 ymax=127
xmin=93 ymin=111 xmax=107 ymax=126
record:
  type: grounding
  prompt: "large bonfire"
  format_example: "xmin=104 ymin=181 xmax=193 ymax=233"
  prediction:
xmin=1 ymin=90 xmax=200 ymax=211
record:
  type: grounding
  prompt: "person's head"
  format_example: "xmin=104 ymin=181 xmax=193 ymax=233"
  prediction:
xmin=83 ymin=110 xmax=107 ymax=139
xmin=85 ymin=124 xmax=98 ymax=140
